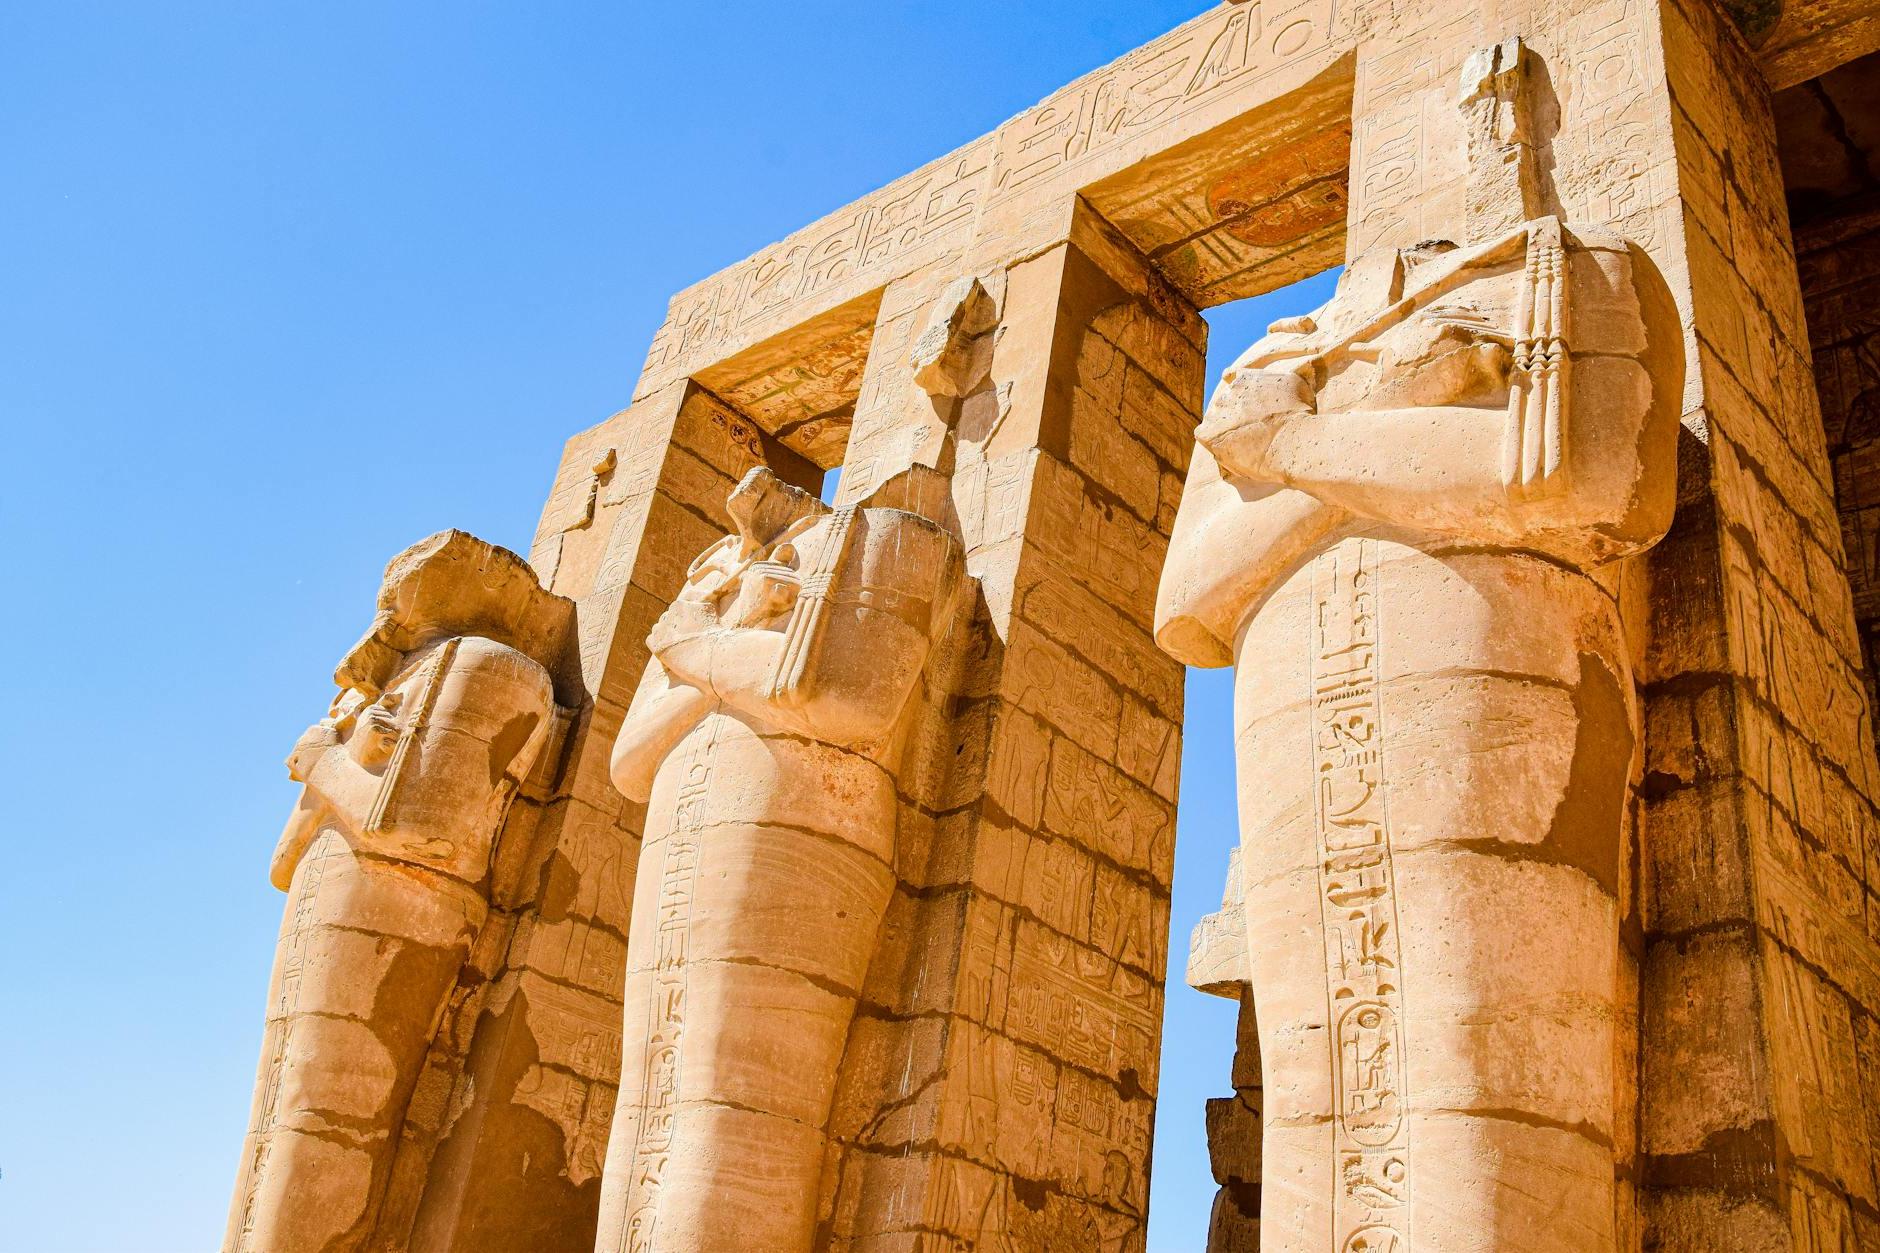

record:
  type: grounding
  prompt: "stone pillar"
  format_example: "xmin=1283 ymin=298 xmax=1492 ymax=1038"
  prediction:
xmin=1644 ymin=0 xmax=1880 ymax=1240
xmin=1796 ymin=191 xmax=1880 ymax=733
xmin=815 ymin=204 xmax=1201 ymax=1250
xmin=1189 ymin=848 xmax=1263 ymax=1253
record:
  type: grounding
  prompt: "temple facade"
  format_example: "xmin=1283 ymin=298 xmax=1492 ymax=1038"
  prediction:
xmin=224 ymin=1 xmax=1880 ymax=1248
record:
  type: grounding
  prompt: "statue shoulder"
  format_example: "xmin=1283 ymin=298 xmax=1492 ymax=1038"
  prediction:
xmin=850 ymin=506 xmax=965 ymax=606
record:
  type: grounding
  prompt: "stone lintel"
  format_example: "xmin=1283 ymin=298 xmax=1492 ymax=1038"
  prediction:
xmin=632 ymin=0 xmax=1347 ymax=404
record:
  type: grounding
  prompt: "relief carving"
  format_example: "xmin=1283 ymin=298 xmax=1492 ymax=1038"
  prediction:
xmin=1157 ymin=39 xmax=1682 ymax=1252
xmin=596 ymin=464 xmax=969 ymax=1253
xmin=638 ymin=0 xmax=1341 ymax=397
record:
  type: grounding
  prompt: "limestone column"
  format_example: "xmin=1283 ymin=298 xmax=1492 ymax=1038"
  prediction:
xmin=1644 ymin=0 xmax=1880 ymax=1240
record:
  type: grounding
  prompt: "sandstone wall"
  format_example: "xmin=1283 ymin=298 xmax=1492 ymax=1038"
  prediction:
xmin=1799 ymin=201 xmax=1880 ymax=726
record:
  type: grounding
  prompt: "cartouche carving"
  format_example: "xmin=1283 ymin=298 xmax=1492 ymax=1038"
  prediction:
xmin=226 ymin=534 xmax=564 ymax=1253
xmin=1157 ymin=39 xmax=1681 ymax=1252
xmin=598 ymin=465 xmax=967 ymax=1253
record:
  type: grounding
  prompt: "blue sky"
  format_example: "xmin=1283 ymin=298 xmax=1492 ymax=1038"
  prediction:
xmin=0 ymin=3 xmax=1335 ymax=1248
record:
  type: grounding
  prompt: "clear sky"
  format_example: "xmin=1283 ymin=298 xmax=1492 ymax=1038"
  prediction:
xmin=0 ymin=3 xmax=1335 ymax=1249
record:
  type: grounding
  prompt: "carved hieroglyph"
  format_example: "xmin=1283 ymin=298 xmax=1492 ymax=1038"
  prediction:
xmin=225 ymin=533 xmax=569 ymax=1253
xmin=597 ymin=465 xmax=967 ymax=1253
xmin=1156 ymin=40 xmax=1682 ymax=1252
xmin=635 ymin=0 xmax=1345 ymax=401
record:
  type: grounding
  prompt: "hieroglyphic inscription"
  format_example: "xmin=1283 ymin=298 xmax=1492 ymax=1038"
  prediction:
xmin=587 ymin=438 xmax=667 ymax=594
xmin=1008 ymin=930 xmax=1158 ymax=1079
xmin=638 ymin=0 xmax=1337 ymax=393
xmin=514 ymin=976 xmax=626 ymax=1186
xmin=1347 ymin=8 xmax=1472 ymax=256
xmin=993 ymin=0 xmax=1334 ymax=198
xmin=1555 ymin=0 xmax=1666 ymax=248
xmin=1309 ymin=541 xmax=1411 ymax=1253
xmin=235 ymin=830 xmax=340 ymax=1252
xmin=615 ymin=719 xmax=717 ymax=1253
xmin=641 ymin=139 xmax=994 ymax=387
xmin=836 ymin=286 xmax=932 ymax=506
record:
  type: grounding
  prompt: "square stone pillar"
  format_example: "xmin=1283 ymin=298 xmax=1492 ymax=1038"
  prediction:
xmin=814 ymin=204 xmax=1202 ymax=1251
xmin=1648 ymin=0 xmax=1880 ymax=1241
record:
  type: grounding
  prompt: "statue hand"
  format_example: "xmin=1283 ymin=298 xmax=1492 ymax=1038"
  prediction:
xmin=1198 ymin=368 xmax=1315 ymax=481
xmin=286 ymin=723 xmax=340 ymax=783
xmin=1355 ymin=311 xmax=1514 ymax=410
xmin=648 ymin=597 xmax=721 ymax=657
xmin=729 ymin=561 xmax=799 ymax=627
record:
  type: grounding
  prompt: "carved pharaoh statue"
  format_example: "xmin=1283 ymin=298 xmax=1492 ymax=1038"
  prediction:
xmin=1155 ymin=41 xmax=1683 ymax=1252
xmin=226 ymin=533 xmax=566 ymax=1253
xmin=598 ymin=463 xmax=967 ymax=1253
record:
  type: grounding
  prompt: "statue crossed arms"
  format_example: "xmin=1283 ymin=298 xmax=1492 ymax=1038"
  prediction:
xmin=600 ymin=464 xmax=967 ymax=1253
xmin=1155 ymin=39 xmax=1681 ymax=1253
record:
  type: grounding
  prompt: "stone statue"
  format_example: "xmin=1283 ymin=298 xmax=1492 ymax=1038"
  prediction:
xmin=227 ymin=533 xmax=565 ymax=1253
xmin=1155 ymin=41 xmax=1682 ymax=1252
xmin=598 ymin=464 xmax=967 ymax=1253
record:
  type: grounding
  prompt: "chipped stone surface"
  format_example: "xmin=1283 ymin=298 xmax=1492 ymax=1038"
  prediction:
xmin=226 ymin=534 xmax=572 ymax=1253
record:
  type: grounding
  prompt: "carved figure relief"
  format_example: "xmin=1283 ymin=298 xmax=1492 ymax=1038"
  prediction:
xmin=226 ymin=533 xmax=568 ymax=1253
xmin=1156 ymin=39 xmax=1681 ymax=1252
xmin=597 ymin=464 xmax=968 ymax=1253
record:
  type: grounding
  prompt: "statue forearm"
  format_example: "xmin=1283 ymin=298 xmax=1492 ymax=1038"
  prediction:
xmin=1263 ymin=405 xmax=1511 ymax=533
xmin=270 ymin=792 xmax=326 ymax=891
xmin=612 ymin=662 xmax=717 ymax=803
xmin=703 ymin=624 xmax=926 ymax=747
xmin=1156 ymin=448 xmax=1344 ymax=666
xmin=651 ymin=613 xmax=931 ymax=750
xmin=1260 ymin=403 xmax=1633 ymax=546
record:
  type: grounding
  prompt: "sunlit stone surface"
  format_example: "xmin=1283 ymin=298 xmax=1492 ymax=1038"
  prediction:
xmin=226 ymin=2 xmax=1880 ymax=1247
